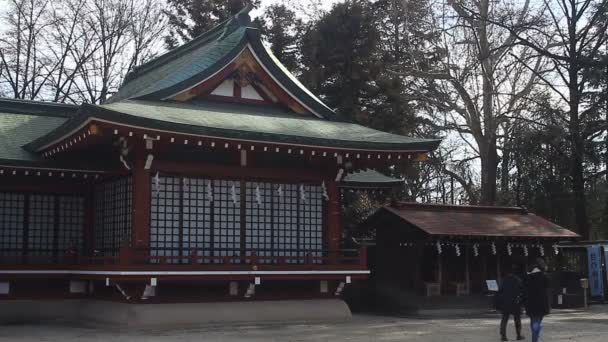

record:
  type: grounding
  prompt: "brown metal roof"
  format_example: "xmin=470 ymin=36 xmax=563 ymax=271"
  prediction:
xmin=378 ymin=202 xmax=579 ymax=239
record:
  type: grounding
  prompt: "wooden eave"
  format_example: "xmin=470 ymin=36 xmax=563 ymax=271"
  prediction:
xmin=33 ymin=117 xmax=432 ymax=166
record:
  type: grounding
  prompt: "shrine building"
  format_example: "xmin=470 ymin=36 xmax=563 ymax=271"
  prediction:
xmin=357 ymin=202 xmax=580 ymax=313
xmin=0 ymin=7 xmax=440 ymax=324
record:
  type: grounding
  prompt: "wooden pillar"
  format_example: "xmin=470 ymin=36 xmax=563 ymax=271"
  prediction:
xmin=437 ymin=253 xmax=443 ymax=285
xmin=482 ymin=253 xmax=488 ymax=283
xmin=413 ymin=243 xmax=423 ymax=290
xmin=131 ymin=142 xmax=151 ymax=250
xmin=496 ymin=252 xmax=502 ymax=284
xmin=326 ymin=179 xmax=341 ymax=256
xmin=465 ymin=246 xmax=471 ymax=294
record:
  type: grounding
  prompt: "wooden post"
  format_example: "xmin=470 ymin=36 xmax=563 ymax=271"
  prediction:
xmin=413 ymin=243 xmax=423 ymax=290
xmin=482 ymin=252 xmax=488 ymax=283
xmin=359 ymin=245 xmax=368 ymax=267
xmin=326 ymin=179 xmax=341 ymax=262
xmin=131 ymin=142 xmax=151 ymax=251
xmin=437 ymin=252 xmax=443 ymax=289
xmin=496 ymin=252 xmax=502 ymax=284
xmin=465 ymin=245 xmax=471 ymax=294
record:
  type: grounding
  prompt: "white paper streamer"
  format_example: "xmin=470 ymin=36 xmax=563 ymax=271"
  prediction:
xmin=255 ymin=186 xmax=262 ymax=205
xmin=436 ymin=241 xmax=442 ymax=255
xmin=491 ymin=242 xmax=497 ymax=255
xmin=206 ymin=181 xmax=213 ymax=202
xmin=455 ymin=244 xmax=461 ymax=257
xmin=321 ymin=181 xmax=329 ymax=200
xmin=523 ymin=245 xmax=529 ymax=256
xmin=277 ymin=185 xmax=283 ymax=198
xmin=299 ymin=184 xmax=307 ymax=202
xmin=507 ymin=243 xmax=512 ymax=256
xmin=473 ymin=243 xmax=479 ymax=257
xmin=153 ymin=171 xmax=160 ymax=195
xmin=539 ymin=245 xmax=545 ymax=256
xmin=230 ymin=184 xmax=238 ymax=205
xmin=553 ymin=244 xmax=559 ymax=255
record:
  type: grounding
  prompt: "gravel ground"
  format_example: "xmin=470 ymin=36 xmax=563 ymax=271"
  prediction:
xmin=1 ymin=307 xmax=607 ymax=342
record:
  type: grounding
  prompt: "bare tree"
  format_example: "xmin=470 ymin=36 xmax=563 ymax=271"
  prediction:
xmin=0 ymin=0 xmax=166 ymax=104
xmin=0 ymin=0 xmax=53 ymax=99
xmin=394 ymin=0 xmax=547 ymax=205
xmin=471 ymin=0 xmax=608 ymax=238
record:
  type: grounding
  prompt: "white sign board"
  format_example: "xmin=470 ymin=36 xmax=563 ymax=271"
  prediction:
xmin=486 ymin=280 xmax=499 ymax=292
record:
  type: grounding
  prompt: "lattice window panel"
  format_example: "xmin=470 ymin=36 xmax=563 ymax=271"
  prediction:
xmin=94 ymin=177 xmax=132 ymax=256
xmin=245 ymin=182 xmax=273 ymax=263
xmin=0 ymin=193 xmax=25 ymax=258
xmin=212 ymin=179 xmax=241 ymax=259
xmin=298 ymin=184 xmax=324 ymax=262
xmin=27 ymin=194 xmax=55 ymax=257
xmin=273 ymin=183 xmax=300 ymax=263
xmin=57 ymin=196 xmax=85 ymax=254
xmin=150 ymin=175 xmax=181 ymax=261
xmin=182 ymin=177 xmax=212 ymax=261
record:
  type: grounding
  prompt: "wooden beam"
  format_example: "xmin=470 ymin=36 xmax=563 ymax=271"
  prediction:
xmin=154 ymin=160 xmax=326 ymax=182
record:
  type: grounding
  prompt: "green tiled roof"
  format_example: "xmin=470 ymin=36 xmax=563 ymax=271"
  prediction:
xmin=341 ymin=169 xmax=404 ymax=189
xmin=0 ymin=111 xmax=67 ymax=165
xmin=0 ymin=98 xmax=78 ymax=166
xmin=109 ymin=26 xmax=248 ymax=103
xmin=106 ymin=11 xmax=341 ymax=120
xmin=27 ymin=100 xmax=440 ymax=152
xmin=6 ymin=8 xmax=442 ymax=164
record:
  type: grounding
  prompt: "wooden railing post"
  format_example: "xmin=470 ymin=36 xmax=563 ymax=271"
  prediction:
xmin=190 ymin=249 xmax=198 ymax=265
xmin=118 ymin=240 xmax=133 ymax=265
xmin=359 ymin=245 xmax=368 ymax=267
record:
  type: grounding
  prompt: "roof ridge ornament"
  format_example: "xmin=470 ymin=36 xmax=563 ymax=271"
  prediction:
xmin=236 ymin=3 xmax=254 ymax=27
xmin=218 ymin=3 xmax=254 ymax=41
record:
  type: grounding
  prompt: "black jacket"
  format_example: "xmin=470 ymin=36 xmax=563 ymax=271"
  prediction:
xmin=496 ymin=273 xmax=523 ymax=313
xmin=523 ymin=271 xmax=550 ymax=317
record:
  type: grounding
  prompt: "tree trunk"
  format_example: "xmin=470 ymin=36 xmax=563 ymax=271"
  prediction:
xmin=568 ymin=6 xmax=590 ymax=239
xmin=501 ymin=142 xmax=510 ymax=194
xmin=480 ymin=139 xmax=498 ymax=205
xmin=478 ymin=0 xmax=497 ymax=206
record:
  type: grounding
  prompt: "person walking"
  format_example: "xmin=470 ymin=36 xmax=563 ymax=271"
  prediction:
xmin=496 ymin=264 xmax=525 ymax=341
xmin=523 ymin=258 xmax=550 ymax=342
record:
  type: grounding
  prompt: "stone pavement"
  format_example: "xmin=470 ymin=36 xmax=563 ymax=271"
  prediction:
xmin=0 ymin=306 xmax=607 ymax=341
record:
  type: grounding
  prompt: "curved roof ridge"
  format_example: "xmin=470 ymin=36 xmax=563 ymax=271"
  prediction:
xmin=123 ymin=5 xmax=258 ymax=87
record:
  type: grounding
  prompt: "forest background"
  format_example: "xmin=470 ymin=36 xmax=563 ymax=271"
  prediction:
xmin=1 ymin=0 xmax=608 ymax=240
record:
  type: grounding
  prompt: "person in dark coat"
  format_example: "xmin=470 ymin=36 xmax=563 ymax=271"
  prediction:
xmin=523 ymin=258 xmax=551 ymax=342
xmin=496 ymin=264 xmax=525 ymax=341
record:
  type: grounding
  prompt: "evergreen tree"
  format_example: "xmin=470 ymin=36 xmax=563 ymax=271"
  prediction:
xmin=257 ymin=4 xmax=303 ymax=72
xmin=299 ymin=1 xmax=380 ymax=123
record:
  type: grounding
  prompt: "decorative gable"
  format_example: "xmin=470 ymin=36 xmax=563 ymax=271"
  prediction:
xmin=168 ymin=47 xmax=312 ymax=116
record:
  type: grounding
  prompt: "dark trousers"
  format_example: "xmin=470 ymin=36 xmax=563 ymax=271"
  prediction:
xmin=500 ymin=311 xmax=522 ymax=338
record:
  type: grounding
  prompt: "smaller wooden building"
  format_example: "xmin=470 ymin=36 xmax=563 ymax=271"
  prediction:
xmin=360 ymin=202 xmax=579 ymax=299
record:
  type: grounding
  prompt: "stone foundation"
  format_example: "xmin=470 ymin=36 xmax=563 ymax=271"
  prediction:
xmin=0 ymin=299 xmax=352 ymax=326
